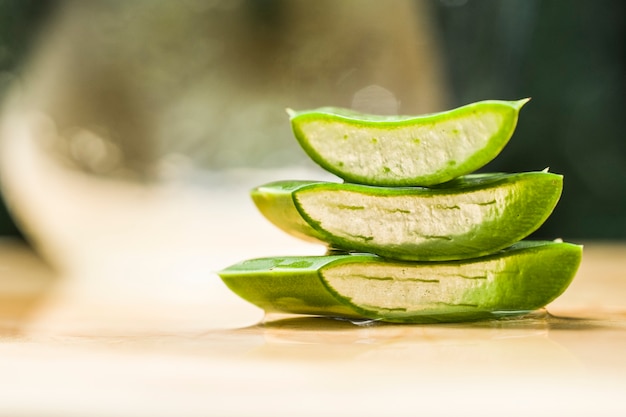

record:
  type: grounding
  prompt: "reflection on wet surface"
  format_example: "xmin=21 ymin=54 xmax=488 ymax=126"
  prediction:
xmin=1 ymin=308 xmax=623 ymax=381
xmin=0 ymin=241 xmax=625 ymax=416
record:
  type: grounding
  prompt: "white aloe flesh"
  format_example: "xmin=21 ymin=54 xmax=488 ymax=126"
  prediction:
xmin=251 ymin=172 xmax=562 ymax=261
xmin=218 ymin=241 xmax=582 ymax=324
xmin=289 ymin=99 xmax=529 ymax=186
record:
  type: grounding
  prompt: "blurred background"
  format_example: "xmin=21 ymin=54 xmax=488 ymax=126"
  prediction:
xmin=0 ymin=4 xmax=624 ymax=415
xmin=0 ymin=5 xmax=624 ymax=415
xmin=0 ymin=0 xmax=624 ymax=251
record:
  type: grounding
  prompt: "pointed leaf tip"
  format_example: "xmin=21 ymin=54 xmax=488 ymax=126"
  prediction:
xmin=514 ymin=97 xmax=532 ymax=109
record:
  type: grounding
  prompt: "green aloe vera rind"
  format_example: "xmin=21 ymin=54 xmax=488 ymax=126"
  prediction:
xmin=218 ymin=241 xmax=582 ymax=324
xmin=289 ymin=99 xmax=529 ymax=186
xmin=251 ymin=172 xmax=563 ymax=261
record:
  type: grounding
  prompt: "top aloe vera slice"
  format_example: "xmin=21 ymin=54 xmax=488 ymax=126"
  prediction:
xmin=288 ymin=99 xmax=529 ymax=186
xmin=251 ymin=172 xmax=562 ymax=261
xmin=218 ymin=240 xmax=582 ymax=324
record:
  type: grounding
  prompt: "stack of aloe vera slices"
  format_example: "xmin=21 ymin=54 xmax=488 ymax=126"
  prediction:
xmin=219 ymin=99 xmax=582 ymax=323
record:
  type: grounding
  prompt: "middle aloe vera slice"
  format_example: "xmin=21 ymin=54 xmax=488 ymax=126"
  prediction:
xmin=251 ymin=172 xmax=562 ymax=261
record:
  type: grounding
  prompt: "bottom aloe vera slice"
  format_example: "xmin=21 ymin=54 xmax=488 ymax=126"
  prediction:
xmin=251 ymin=171 xmax=563 ymax=261
xmin=219 ymin=241 xmax=582 ymax=324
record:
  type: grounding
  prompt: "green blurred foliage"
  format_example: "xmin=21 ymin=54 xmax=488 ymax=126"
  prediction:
xmin=0 ymin=0 xmax=58 ymax=236
xmin=432 ymin=0 xmax=626 ymax=239
xmin=0 ymin=0 xmax=624 ymax=239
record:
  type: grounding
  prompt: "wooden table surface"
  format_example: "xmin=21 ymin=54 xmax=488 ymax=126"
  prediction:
xmin=0 ymin=236 xmax=625 ymax=417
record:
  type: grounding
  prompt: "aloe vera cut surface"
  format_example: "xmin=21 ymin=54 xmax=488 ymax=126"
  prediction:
xmin=289 ymin=99 xmax=529 ymax=186
xmin=219 ymin=241 xmax=582 ymax=324
xmin=251 ymin=172 xmax=562 ymax=261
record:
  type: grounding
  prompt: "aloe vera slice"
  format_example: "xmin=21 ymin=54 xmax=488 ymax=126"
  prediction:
xmin=219 ymin=241 xmax=582 ymax=324
xmin=251 ymin=172 xmax=562 ymax=261
xmin=288 ymin=99 xmax=529 ymax=186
